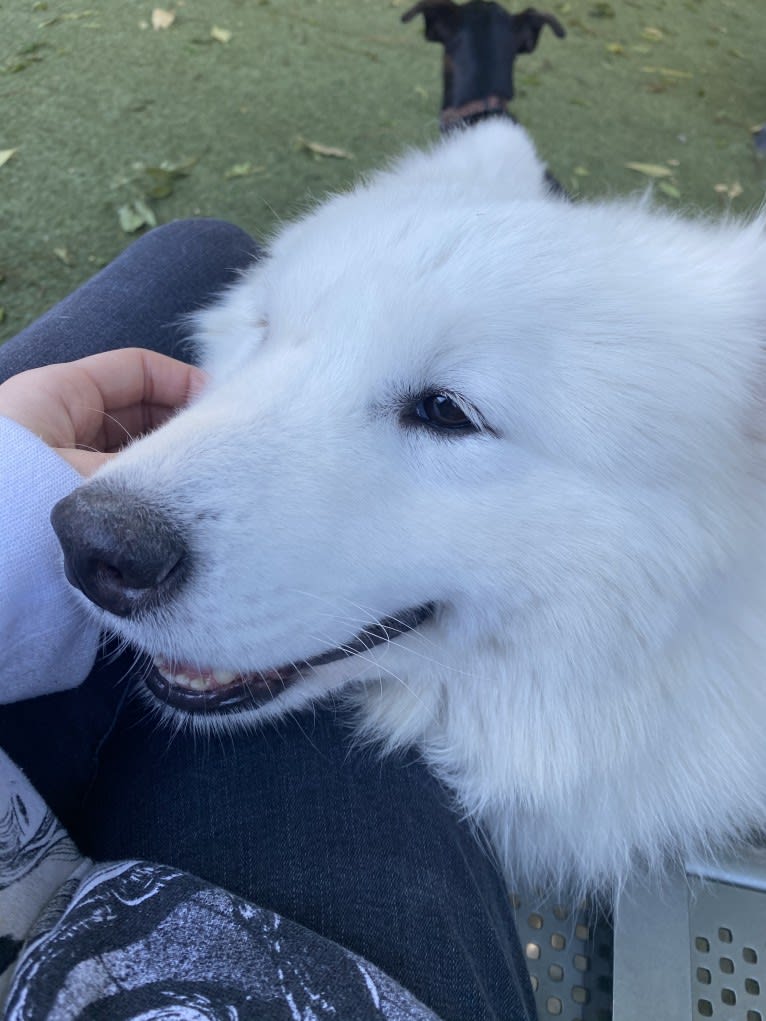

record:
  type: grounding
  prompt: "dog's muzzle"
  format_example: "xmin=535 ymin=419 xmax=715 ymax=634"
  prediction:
xmin=145 ymin=601 xmax=436 ymax=713
xmin=51 ymin=486 xmax=190 ymax=617
xmin=51 ymin=485 xmax=437 ymax=716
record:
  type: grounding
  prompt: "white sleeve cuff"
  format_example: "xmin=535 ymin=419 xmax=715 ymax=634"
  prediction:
xmin=0 ymin=417 xmax=100 ymax=703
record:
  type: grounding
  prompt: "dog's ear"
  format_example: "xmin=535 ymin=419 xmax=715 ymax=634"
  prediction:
xmin=509 ymin=7 xmax=566 ymax=53
xmin=401 ymin=0 xmax=463 ymax=45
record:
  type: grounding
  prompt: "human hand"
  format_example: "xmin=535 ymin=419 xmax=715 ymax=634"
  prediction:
xmin=0 ymin=348 xmax=207 ymax=476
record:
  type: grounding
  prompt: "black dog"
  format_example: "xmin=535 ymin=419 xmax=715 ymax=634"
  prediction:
xmin=402 ymin=1 xmax=565 ymax=131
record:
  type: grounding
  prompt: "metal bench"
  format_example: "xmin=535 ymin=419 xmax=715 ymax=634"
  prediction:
xmin=513 ymin=845 xmax=766 ymax=1021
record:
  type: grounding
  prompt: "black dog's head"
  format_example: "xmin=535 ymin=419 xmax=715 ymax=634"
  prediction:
xmin=402 ymin=1 xmax=565 ymax=111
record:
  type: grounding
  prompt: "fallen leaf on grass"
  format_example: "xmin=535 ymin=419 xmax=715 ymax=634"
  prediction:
xmin=0 ymin=149 xmax=18 ymax=168
xmin=642 ymin=26 xmax=664 ymax=41
xmin=112 ymin=157 xmax=196 ymax=220
xmin=2 ymin=59 xmax=34 ymax=74
xmin=53 ymin=246 xmax=75 ymax=265
xmin=117 ymin=200 xmax=157 ymax=233
xmin=714 ymin=181 xmax=742 ymax=199
xmin=142 ymin=157 xmax=197 ymax=197
xmin=39 ymin=10 xmax=96 ymax=28
xmin=624 ymin=161 xmax=672 ymax=178
xmin=658 ymin=181 xmax=680 ymax=199
xmin=152 ymin=8 xmax=176 ymax=30
xmin=1 ymin=42 xmax=49 ymax=74
xmin=224 ymin=162 xmax=266 ymax=179
xmin=641 ymin=66 xmax=692 ymax=78
xmin=588 ymin=2 xmax=615 ymax=17
xmin=144 ymin=169 xmax=176 ymax=199
xmin=211 ymin=26 xmax=232 ymax=43
xmin=298 ymin=137 xmax=354 ymax=160
xmin=605 ymin=42 xmax=624 ymax=55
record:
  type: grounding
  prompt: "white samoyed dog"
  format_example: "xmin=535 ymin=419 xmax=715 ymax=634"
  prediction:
xmin=52 ymin=120 xmax=766 ymax=899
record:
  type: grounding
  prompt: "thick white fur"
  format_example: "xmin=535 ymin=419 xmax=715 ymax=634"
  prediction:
xmin=93 ymin=120 xmax=766 ymax=898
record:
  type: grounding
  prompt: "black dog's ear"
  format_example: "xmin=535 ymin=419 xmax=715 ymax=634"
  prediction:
xmin=509 ymin=7 xmax=566 ymax=53
xmin=401 ymin=0 xmax=463 ymax=45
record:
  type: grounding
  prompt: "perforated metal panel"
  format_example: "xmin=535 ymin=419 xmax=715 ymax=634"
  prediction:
xmin=511 ymin=891 xmax=614 ymax=1020
xmin=509 ymin=848 xmax=766 ymax=1021
xmin=612 ymin=847 xmax=766 ymax=1021
xmin=689 ymin=877 xmax=766 ymax=1021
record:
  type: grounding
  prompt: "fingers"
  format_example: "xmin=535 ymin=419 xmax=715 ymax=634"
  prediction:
xmin=94 ymin=401 xmax=183 ymax=452
xmin=0 ymin=366 xmax=83 ymax=447
xmin=76 ymin=348 xmax=208 ymax=415
xmin=80 ymin=349 xmax=208 ymax=451
xmin=0 ymin=349 xmax=207 ymax=461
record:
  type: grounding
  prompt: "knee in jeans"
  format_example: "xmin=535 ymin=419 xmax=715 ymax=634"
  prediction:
xmin=143 ymin=218 xmax=261 ymax=259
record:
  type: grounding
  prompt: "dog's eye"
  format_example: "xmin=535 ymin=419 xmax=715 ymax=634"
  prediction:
xmin=411 ymin=393 xmax=477 ymax=432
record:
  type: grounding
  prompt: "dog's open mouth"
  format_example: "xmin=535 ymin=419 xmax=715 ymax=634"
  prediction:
xmin=144 ymin=602 xmax=435 ymax=712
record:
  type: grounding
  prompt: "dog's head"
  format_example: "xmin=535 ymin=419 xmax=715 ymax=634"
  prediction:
xmin=52 ymin=121 xmax=766 ymax=744
xmin=401 ymin=1 xmax=566 ymax=109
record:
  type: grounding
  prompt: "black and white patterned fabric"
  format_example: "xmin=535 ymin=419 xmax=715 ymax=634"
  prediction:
xmin=0 ymin=751 xmax=439 ymax=1021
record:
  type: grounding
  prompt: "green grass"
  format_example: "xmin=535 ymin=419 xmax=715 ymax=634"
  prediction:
xmin=2 ymin=0 xmax=764 ymax=342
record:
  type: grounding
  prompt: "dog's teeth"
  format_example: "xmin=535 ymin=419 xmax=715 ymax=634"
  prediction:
xmin=213 ymin=669 xmax=238 ymax=686
xmin=153 ymin=657 xmax=241 ymax=692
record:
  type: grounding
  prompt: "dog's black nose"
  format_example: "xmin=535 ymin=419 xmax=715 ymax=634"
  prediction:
xmin=50 ymin=486 xmax=190 ymax=617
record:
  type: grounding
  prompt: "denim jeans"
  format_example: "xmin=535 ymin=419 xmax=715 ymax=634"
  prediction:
xmin=0 ymin=219 xmax=536 ymax=1021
